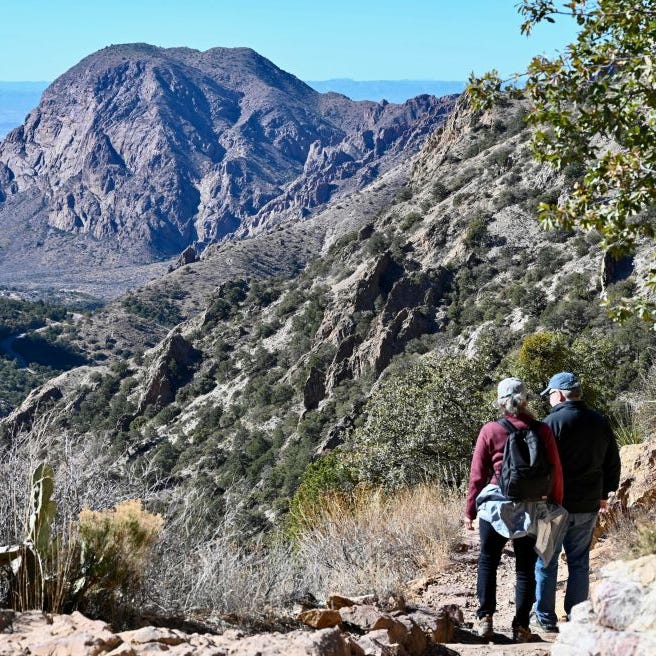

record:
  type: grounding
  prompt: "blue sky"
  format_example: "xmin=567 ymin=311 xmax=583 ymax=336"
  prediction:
xmin=0 ymin=0 xmax=579 ymax=82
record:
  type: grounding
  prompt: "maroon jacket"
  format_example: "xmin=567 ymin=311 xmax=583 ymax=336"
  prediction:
xmin=465 ymin=413 xmax=564 ymax=520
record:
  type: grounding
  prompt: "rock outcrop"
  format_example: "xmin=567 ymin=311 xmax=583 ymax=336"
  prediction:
xmin=554 ymin=555 xmax=656 ymax=655
xmin=168 ymin=245 xmax=199 ymax=272
xmin=2 ymin=365 xmax=108 ymax=434
xmin=614 ymin=437 xmax=656 ymax=511
xmin=311 ymin=252 xmax=449 ymax=401
xmin=595 ymin=437 xmax=656 ymax=542
xmin=137 ymin=332 xmax=200 ymax=413
xmin=0 ymin=610 xmax=352 ymax=656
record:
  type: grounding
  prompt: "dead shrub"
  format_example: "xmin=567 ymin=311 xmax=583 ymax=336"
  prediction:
xmin=293 ymin=484 xmax=463 ymax=598
xmin=597 ymin=507 xmax=656 ymax=562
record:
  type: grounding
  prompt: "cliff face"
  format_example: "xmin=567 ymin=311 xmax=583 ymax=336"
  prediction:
xmin=0 ymin=44 xmax=454 ymax=262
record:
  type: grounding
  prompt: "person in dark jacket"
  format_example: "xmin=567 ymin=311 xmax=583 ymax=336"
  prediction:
xmin=531 ymin=372 xmax=621 ymax=632
xmin=464 ymin=377 xmax=563 ymax=643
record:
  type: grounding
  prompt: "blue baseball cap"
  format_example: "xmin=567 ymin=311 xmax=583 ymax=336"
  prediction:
xmin=541 ymin=372 xmax=580 ymax=396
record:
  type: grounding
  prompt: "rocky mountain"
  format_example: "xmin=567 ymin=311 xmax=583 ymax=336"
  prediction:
xmin=307 ymin=79 xmax=466 ymax=103
xmin=0 ymin=44 xmax=454 ymax=297
xmin=4 ymin=94 xmax=653 ymax=530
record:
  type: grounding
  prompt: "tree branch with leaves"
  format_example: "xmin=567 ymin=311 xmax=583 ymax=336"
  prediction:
xmin=468 ymin=0 xmax=656 ymax=323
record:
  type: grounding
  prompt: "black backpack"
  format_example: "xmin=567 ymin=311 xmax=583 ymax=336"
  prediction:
xmin=496 ymin=418 xmax=552 ymax=501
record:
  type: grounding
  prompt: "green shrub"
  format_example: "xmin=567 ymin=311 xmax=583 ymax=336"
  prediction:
xmin=121 ymin=294 xmax=183 ymax=327
xmin=463 ymin=213 xmax=491 ymax=249
xmin=76 ymin=500 xmax=163 ymax=621
xmin=366 ymin=232 xmax=391 ymax=256
xmin=432 ymin=181 xmax=451 ymax=202
xmin=346 ymin=353 xmax=493 ymax=489
xmin=400 ymin=212 xmax=423 ymax=231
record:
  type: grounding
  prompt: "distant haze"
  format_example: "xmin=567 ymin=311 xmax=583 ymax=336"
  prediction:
xmin=307 ymin=79 xmax=465 ymax=104
xmin=0 ymin=82 xmax=48 ymax=138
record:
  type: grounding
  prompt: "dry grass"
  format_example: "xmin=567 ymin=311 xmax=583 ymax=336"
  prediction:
xmin=148 ymin=483 xmax=463 ymax=624
xmin=599 ymin=508 xmax=656 ymax=562
xmin=294 ymin=484 xmax=463 ymax=598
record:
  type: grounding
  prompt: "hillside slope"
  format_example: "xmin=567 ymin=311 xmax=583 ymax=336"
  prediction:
xmin=3 ymin=97 xmax=652 ymax=533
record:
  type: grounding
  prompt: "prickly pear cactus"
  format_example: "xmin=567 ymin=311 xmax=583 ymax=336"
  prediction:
xmin=28 ymin=463 xmax=56 ymax=556
xmin=0 ymin=463 xmax=56 ymax=610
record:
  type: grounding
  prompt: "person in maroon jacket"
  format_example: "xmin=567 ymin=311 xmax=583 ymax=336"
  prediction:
xmin=464 ymin=377 xmax=564 ymax=643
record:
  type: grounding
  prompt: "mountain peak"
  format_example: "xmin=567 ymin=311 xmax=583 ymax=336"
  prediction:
xmin=0 ymin=44 xmax=455 ymax=288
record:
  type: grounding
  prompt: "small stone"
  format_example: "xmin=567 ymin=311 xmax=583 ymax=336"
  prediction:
xmin=327 ymin=594 xmax=356 ymax=610
xmin=297 ymin=608 xmax=342 ymax=629
xmin=386 ymin=595 xmax=406 ymax=613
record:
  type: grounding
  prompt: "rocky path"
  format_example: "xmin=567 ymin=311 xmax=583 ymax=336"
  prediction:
xmin=0 ymin=526 xmax=578 ymax=656
xmin=411 ymin=524 xmax=566 ymax=655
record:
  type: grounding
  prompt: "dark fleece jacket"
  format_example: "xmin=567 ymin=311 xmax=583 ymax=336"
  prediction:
xmin=543 ymin=400 xmax=620 ymax=513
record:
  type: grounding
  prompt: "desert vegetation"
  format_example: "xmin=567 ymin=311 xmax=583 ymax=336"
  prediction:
xmin=0 ymin=410 xmax=463 ymax=627
xmin=2 ymin=84 xmax=656 ymax=634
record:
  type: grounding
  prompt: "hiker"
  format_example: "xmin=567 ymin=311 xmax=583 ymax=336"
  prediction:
xmin=531 ymin=372 xmax=621 ymax=632
xmin=464 ymin=377 xmax=564 ymax=643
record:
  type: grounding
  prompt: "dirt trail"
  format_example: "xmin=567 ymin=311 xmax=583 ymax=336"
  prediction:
xmin=412 ymin=523 xmax=575 ymax=655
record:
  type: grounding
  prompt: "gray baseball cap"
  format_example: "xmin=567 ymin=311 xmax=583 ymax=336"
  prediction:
xmin=497 ymin=377 xmax=526 ymax=401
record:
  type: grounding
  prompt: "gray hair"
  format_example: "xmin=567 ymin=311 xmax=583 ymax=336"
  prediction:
xmin=562 ymin=386 xmax=582 ymax=401
xmin=497 ymin=393 xmax=527 ymax=416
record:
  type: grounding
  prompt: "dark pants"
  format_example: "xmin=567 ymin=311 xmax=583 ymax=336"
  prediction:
xmin=477 ymin=518 xmax=538 ymax=628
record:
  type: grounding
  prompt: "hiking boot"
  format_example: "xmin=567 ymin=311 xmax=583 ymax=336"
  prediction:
xmin=512 ymin=623 xmax=534 ymax=643
xmin=529 ymin=612 xmax=559 ymax=633
xmin=474 ymin=614 xmax=494 ymax=639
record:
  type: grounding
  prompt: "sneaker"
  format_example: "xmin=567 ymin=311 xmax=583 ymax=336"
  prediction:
xmin=512 ymin=623 xmax=534 ymax=643
xmin=474 ymin=614 xmax=494 ymax=639
xmin=529 ymin=612 xmax=559 ymax=633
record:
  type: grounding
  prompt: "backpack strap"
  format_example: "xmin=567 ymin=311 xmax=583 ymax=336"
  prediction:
xmin=498 ymin=417 xmax=542 ymax=433
xmin=497 ymin=417 xmax=517 ymax=434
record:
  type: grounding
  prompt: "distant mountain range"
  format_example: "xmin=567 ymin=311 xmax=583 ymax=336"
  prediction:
xmin=0 ymin=82 xmax=48 ymax=138
xmin=306 ymin=79 xmax=466 ymax=103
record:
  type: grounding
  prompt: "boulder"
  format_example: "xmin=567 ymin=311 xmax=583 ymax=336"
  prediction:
xmin=119 ymin=626 xmax=187 ymax=646
xmin=326 ymin=595 xmax=357 ymax=610
xmin=553 ymin=554 xmax=656 ymax=655
xmin=339 ymin=605 xmax=398 ymax=632
xmin=355 ymin=629 xmax=408 ymax=656
xmin=388 ymin=615 xmax=427 ymax=655
xmin=407 ymin=607 xmax=458 ymax=644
